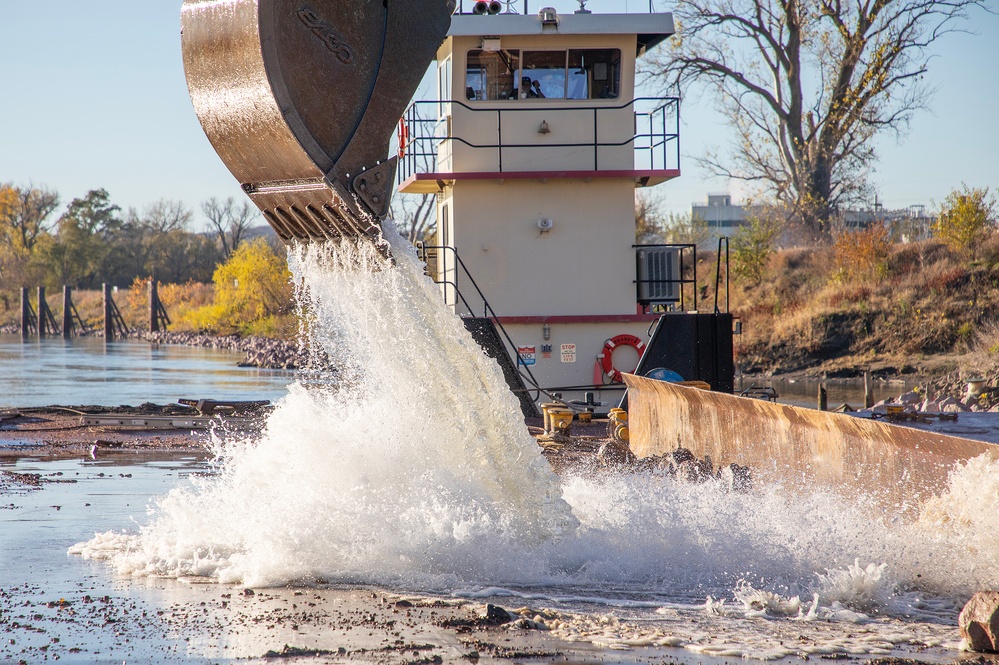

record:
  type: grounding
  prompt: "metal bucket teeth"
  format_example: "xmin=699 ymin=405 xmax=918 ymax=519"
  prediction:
xmin=181 ymin=0 xmax=453 ymax=244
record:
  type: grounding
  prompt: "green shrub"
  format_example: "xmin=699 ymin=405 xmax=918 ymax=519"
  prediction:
xmin=732 ymin=216 xmax=781 ymax=286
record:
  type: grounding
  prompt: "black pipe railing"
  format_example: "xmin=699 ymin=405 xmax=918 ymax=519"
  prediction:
xmin=416 ymin=243 xmax=547 ymax=401
xmin=453 ymin=0 xmax=658 ymax=14
xmin=714 ymin=236 xmax=730 ymax=314
xmin=398 ymin=96 xmax=679 ymax=184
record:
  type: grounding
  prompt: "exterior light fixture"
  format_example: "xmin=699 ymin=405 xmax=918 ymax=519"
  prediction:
xmin=543 ymin=324 xmax=551 ymax=340
xmin=538 ymin=7 xmax=559 ymax=26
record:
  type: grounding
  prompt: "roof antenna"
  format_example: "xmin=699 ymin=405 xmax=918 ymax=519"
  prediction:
xmin=575 ymin=0 xmax=590 ymax=13
xmin=503 ymin=0 xmax=518 ymax=13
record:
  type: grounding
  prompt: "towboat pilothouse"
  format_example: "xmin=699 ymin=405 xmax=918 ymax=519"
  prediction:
xmin=399 ymin=0 xmax=731 ymax=416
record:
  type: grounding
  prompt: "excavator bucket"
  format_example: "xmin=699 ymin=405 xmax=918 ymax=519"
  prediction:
xmin=181 ymin=0 xmax=453 ymax=244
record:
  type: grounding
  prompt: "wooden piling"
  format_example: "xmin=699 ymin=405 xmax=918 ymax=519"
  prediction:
xmin=37 ymin=287 xmax=46 ymax=338
xmin=149 ymin=279 xmax=160 ymax=333
xmin=63 ymin=286 xmax=73 ymax=338
xmin=103 ymin=283 xmax=114 ymax=340
xmin=818 ymin=383 xmax=827 ymax=411
xmin=20 ymin=287 xmax=30 ymax=338
xmin=148 ymin=277 xmax=170 ymax=333
xmin=864 ymin=370 xmax=874 ymax=409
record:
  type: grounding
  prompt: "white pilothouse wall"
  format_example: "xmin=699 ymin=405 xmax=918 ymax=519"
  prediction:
xmin=502 ymin=320 xmax=653 ymax=403
xmin=412 ymin=10 xmax=677 ymax=405
xmin=440 ymin=178 xmax=654 ymax=405
xmin=442 ymin=179 xmax=640 ymax=316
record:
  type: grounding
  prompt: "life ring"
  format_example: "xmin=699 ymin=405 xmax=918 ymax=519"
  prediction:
xmin=397 ymin=118 xmax=409 ymax=159
xmin=598 ymin=334 xmax=646 ymax=384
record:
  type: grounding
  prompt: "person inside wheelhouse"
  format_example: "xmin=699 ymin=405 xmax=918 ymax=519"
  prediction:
xmin=464 ymin=48 xmax=621 ymax=102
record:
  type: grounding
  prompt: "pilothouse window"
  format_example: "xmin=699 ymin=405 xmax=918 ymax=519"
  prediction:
xmin=438 ymin=56 xmax=452 ymax=116
xmin=465 ymin=48 xmax=621 ymax=101
xmin=567 ymin=49 xmax=621 ymax=99
xmin=466 ymin=49 xmax=521 ymax=101
xmin=521 ymin=51 xmax=566 ymax=99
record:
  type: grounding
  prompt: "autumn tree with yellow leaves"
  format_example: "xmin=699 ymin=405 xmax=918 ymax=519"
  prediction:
xmin=183 ymin=238 xmax=294 ymax=336
xmin=651 ymin=0 xmax=989 ymax=238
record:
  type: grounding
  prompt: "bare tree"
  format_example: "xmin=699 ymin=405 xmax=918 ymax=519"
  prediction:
xmin=144 ymin=199 xmax=193 ymax=233
xmin=393 ymin=193 xmax=437 ymax=244
xmin=202 ymin=197 xmax=257 ymax=260
xmin=651 ymin=0 xmax=989 ymax=237
xmin=635 ymin=192 xmax=667 ymax=243
xmin=140 ymin=200 xmax=195 ymax=281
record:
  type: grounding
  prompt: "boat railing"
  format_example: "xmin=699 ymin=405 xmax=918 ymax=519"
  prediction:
xmin=631 ymin=239 xmax=732 ymax=315
xmin=714 ymin=236 xmax=730 ymax=315
xmin=398 ymin=96 xmax=679 ymax=184
xmin=415 ymin=242 xmax=545 ymax=400
xmin=452 ymin=0 xmax=660 ymax=14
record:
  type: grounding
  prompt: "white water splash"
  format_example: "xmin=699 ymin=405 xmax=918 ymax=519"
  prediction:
xmin=71 ymin=229 xmax=999 ymax=657
xmin=74 ymin=235 xmax=576 ymax=588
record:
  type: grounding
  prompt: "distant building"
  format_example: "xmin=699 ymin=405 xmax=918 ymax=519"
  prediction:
xmin=692 ymin=194 xmax=748 ymax=241
xmin=842 ymin=204 xmax=935 ymax=242
xmin=690 ymin=195 xmax=935 ymax=245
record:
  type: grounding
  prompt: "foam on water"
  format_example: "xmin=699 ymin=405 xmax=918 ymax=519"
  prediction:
xmin=72 ymin=231 xmax=999 ymax=657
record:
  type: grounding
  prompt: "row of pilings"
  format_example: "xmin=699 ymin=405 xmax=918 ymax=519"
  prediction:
xmin=18 ymin=280 xmax=169 ymax=340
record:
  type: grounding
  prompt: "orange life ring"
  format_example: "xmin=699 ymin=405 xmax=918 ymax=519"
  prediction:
xmin=599 ymin=334 xmax=646 ymax=383
xmin=397 ymin=118 xmax=409 ymax=159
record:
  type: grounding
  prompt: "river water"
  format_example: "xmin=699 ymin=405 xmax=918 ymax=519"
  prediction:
xmin=0 ymin=334 xmax=294 ymax=407
xmin=734 ymin=376 xmax=921 ymax=410
xmin=0 ymin=328 xmax=910 ymax=414
xmin=2 ymin=237 xmax=996 ymax=663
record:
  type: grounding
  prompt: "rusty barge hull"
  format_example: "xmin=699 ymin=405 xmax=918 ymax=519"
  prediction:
xmin=623 ymin=374 xmax=999 ymax=509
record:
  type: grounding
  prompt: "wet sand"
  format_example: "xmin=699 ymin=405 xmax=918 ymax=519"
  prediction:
xmin=0 ymin=405 xmax=246 ymax=460
xmin=2 ymin=561 xmax=756 ymax=665
xmin=0 ymin=406 xmax=979 ymax=665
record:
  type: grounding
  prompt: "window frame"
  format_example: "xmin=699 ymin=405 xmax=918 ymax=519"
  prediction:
xmin=464 ymin=47 xmax=623 ymax=103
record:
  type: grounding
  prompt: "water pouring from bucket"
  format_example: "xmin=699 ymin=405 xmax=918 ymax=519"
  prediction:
xmin=181 ymin=0 xmax=455 ymax=247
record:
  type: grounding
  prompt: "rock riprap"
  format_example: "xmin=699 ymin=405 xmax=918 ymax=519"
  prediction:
xmin=959 ymin=591 xmax=999 ymax=653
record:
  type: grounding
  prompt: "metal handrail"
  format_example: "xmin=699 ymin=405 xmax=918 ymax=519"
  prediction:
xmin=453 ymin=1 xmax=659 ymax=14
xmin=714 ymin=237 xmax=730 ymax=314
xmin=417 ymin=243 xmax=546 ymax=400
xmin=398 ymin=96 xmax=680 ymax=184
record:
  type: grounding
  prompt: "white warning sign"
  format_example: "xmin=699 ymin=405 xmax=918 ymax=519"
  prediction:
xmin=560 ymin=343 xmax=576 ymax=363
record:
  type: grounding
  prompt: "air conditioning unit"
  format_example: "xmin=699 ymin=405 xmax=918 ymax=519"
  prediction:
xmin=637 ymin=247 xmax=681 ymax=304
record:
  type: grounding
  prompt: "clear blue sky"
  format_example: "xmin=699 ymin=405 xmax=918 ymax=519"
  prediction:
xmin=1 ymin=1 xmax=996 ymax=228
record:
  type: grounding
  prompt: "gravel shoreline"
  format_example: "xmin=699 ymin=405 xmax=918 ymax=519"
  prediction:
xmin=136 ymin=330 xmax=306 ymax=369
